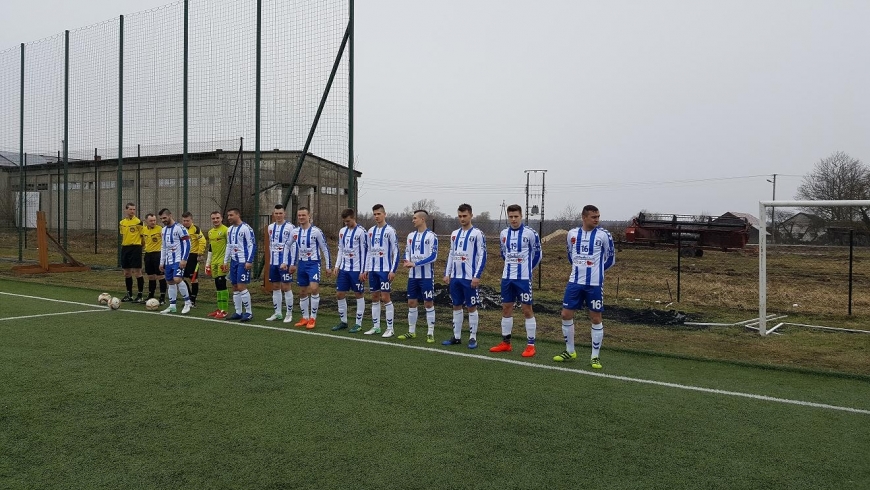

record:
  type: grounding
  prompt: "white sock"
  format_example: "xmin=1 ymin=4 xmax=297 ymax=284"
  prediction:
xmin=168 ymin=284 xmax=177 ymax=305
xmin=408 ymin=307 xmax=419 ymax=334
xmin=385 ymin=302 xmax=394 ymax=331
xmin=525 ymin=317 xmax=537 ymax=345
xmin=425 ymin=307 xmax=436 ymax=335
xmin=469 ymin=310 xmax=479 ymax=340
xmin=300 ymin=296 xmax=310 ymax=319
xmin=284 ymin=290 xmax=294 ymax=318
xmin=591 ymin=323 xmax=604 ymax=358
xmin=338 ymin=298 xmax=348 ymax=323
xmin=355 ymin=298 xmax=365 ymax=325
xmin=562 ymin=320 xmax=575 ymax=353
xmin=177 ymin=280 xmax=190 ymax=302
xmin=311 ymin=294 xmax=320 ymax=319
xmin=272 ymin=290 xmax=282 ymax=313
xmin=233 ymin=291 xmax=243 ymax=314
xmin=372 ymin=301 xmax=381 ymax=328
xmin=241 ymin=289 xmax=251 ymax=313
xmin=452 ymin=309 xmax=463 ymax=339
xmin=501 ymin=317 xmax=513 ymax=339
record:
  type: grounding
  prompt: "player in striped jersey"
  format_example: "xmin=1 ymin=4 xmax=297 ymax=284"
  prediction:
xmin=222 ymin=208 xmax=257 ymax=322
xmin=288 ymin=207 xmax=331 ymax=329
xmin=553 ymin=205 xmax=615 ymax=369
xmin=331 ymin=208 xmax=368 ymax=333
xmin=490 ymin=204 xmax=542 ymax=357
xmin=181 ymin=212 xmax=205 ymax=307
xmin=361 ymin=204 xmax=399 ymax=338
xmin=157 ymin=208 xmax=193 ymax=315
xmin=141 ymin=213 xmax=166 ymax=305
xmin=266 ymin=205 xmax=296 ymax=323
xmin=442 ymin=203 xmax=487 ymax=349
xmin=205 ymin=210 xmax=230 ymax=318
xmin=397 ymin=209 xmax=438 ymax=342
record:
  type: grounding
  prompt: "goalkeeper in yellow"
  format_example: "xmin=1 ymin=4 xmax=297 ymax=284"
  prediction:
xmin=205 ymin=210 xmax=230 ymax=318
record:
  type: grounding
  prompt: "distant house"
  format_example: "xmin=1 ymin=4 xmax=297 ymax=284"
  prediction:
xmin=779 ymin=212 xmax=825 ymax=243
xmin=715 ymin=212 xmax=765 ymax=244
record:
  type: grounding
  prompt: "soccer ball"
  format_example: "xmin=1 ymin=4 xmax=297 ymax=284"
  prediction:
xmin=145 ymin=298 xmax=160 ymax=311
xmin=109 ymin=296 xmax=121 ymax=310
xmin=98 ymin=292 xmax=112 ymax=305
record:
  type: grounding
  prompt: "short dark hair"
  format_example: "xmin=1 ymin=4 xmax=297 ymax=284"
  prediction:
xmin=227 ymin=207 xmax=241 ymax=215
xmin=125 ymin=202 xmax=136 ymax=209
xmin=210 ymin=210 xmax=222 ymax=216
xmin=582 ymin=205 xmax=599 ymax=216
xmin=413 ymin=209 xmax=429 ymax=216
xmin=458 ymin=203 xmax=472 ymax=214
xmin=507 ymin=204 xmax=522 ymax=214
xmin=181 ymin=211 xmax=193 ymax=219
xmin=144 ymin=213 xmax=155 ymax=219
xmin=298 ymin=206 xmax=310 ymax=214
xmin=158 ymin=208 xmax=171 ymax=216
xmin=372 ymin=204 xmax=385 ymax=212
xmin=274 ymin=204 xmax=284 ymax=210
xmin=341 ymin=208 xmax=356 ymax=219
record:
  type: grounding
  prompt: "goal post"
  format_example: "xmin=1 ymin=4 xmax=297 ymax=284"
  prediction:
xmin=758 ymin=199 xmax=870 ymax=335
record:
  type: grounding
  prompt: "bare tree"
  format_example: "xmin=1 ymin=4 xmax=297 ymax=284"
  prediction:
xmin=404 ymin=199 xmax=439 ymax=215
xmin=796 ymin=151 xmax=870 ymax=229
xmin=555 ymin=204 xmax=582 ymax=221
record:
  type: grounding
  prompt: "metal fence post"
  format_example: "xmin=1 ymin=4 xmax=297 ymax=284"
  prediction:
xmin=848 ymin=229 xmax=854 ymax=316
xmin=18 ymin=43 xmax=24 ymax=262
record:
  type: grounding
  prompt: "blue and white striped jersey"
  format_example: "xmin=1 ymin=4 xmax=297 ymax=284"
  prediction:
xmin=365 ymin=224 xmax=399 ymax=273
xmin=445 ymin=227 xmax=486 ymax=280
xmin=160 ymin=222 xmax=190 ymax=265
xmin=292 ymin=225 xmax=331 ymax=269
xmin=337 ymin=224 xmax=368 ymax=272
xmin=224 ymin=222 xmax=257 ymax=264
xmin=268 ymin=221 xmax=295 ymax=266
xmin=500 ymin=225 xmax=542 ymax=280
xmin=405 ymin=229 xmax=438 ymax=279
xmin=566 ymin=226 xmax=615 ymax=287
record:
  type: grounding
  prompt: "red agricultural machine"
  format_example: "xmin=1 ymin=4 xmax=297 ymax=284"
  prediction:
xmin=624 ymin=213 xmax=752 ymax=256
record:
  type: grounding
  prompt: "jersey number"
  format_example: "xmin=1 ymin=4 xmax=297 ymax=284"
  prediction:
xmin=590 ymin=299 xmax=602 ymax=310
xmin=424 ymin=290 xmax=434 ymax=300
xmin=380 ymin=281 xmax=391 ymax=291
xmin=520 ymin=293 xmax=532 ymax=303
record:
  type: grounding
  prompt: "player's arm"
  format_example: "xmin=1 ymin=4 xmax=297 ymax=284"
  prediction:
xmin=316 ymin=228 xmax=331 ymax=270
xmin=179 ymin=228 xmax=191 ymax=262
xmin=473 ymin=231 xmax=486 ymax=279
xmin=499 ymin=230 xmax=507 ymax=260
xmin=602 ymin=231 xmax=615 ymax=271
xmin=388 ymin=229 xmax=399 ymax=274
xmin=443 ymin=234 xmax=455 ymax=281
xmin=531 ymin=231 xmax=542 ymax=270
xmin=244 ymin=226 xmax=256 ymax=264
xmin=566 ymin=231 xmax=574 ymax=263
xmin=415 ymin=234 xmax=438 ymax=266
xmin=205 ymin=241 xmax=213 ymax=276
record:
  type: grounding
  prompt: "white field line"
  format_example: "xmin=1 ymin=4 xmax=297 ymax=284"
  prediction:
xmin=2 ymin=291 xmax=869 ymax=416
xmin=0 ymin=309 xmax=105 ymax=322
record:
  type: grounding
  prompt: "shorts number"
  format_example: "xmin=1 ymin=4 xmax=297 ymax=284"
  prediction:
xmin=312 ymin=273 xmax=320 ymax=282
xmin=470 ymin=295 xmax=478 ymax=306
xmin=240 ymin=272 xmax=250 ymax=282
xmin=520 ymin=293 xmax=532 ymax=302
xmin=424 ymin=290 xmax=434 ymax=300
xmin=281 ymin=273 xmax=291 ymax=281
xmin=591 ymin=299 xmax=602 ymax=310
xmin=380 ymin=281 xmax=391 ymax=291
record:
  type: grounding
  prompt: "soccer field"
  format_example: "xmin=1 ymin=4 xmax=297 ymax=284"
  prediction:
xmin=1 ymin=280 xmax=869 ymax=489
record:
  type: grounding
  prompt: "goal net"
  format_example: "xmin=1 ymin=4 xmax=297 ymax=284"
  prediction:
xmin=758 ymin=200 xmax=870 ymax=335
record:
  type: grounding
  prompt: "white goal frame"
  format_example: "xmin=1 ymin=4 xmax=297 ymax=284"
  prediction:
xmin=758 ymin=199 xmax=870 ymax=335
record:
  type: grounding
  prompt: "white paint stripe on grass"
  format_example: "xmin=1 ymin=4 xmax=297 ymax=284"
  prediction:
xmin=3 ymin=291 xmax=869 ymax=416
xmin=0 ymin=292 xmax=107 ymax=309
xmin=0 ymin=309 xmax=105 ymax=322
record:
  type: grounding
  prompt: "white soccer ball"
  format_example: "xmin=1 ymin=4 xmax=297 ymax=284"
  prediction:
xmin=145 ymin=298 xmax=160 ymax=311
xmin=109 ymin=296 xmax=121 ymax=310
xmin=98 ymin=292 xmax=112 ymax=305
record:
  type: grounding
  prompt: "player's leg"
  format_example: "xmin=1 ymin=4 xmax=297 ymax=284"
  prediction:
xmin=133 ymin=246 xmax=144 ymax=302
xmin=212 ymin=275 xmax=228 ymax=318
xmin=492 ymin=279 xmax=516 ymax=353
xmin=554 ymin=283 xmax=580 ymax=362
xmin=399 ymin=278 xmax=420 ymax=340
xmin=365 ymin=273 xmax=382 ymax=335
xmin=294 ymin=264 xmax=311 ymax=326
xmin=237 ymin=264 xmax=253 ymax=321
xmin=227 ymin=261 xmax=244 ymax=319
xmin=466 ymin=283 xmax=480 ymax=349
xmin=442 ymin=279 xmax=464 ymax=345
xmin=333 ymin=271 xmax=350 ymax=330
xmin=350 ymin=277 xmax=366 ymax=333
xmin=182 ymin=254 xmax=198 ymax=307
xmin=380 ymin=275 xmax=395 ymax=338
xmin=121 ymin=246 xmax=134 ymax=301
xmin=175 ymin=269 xmax=192 ymax=314
xmin=160 ymin=264 xmax=178 ymax=313
xmin=586 ymin=286 xmax=605 ymax=369
xmin=307 ymin=264 xmax=322 ymax=328
xmin=520 ymin=280 xmax=536 ymax=357
xmin=267 ymin=265 xmax=284 ymax=321
xmin=423 ymin=288 xmax=436 ymax=343
xmin=282 ymin=276 xmax=295 ymax=324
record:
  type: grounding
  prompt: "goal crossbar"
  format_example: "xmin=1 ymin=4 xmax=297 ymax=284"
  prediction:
xmin=758 ymin=199 xmax=870 ymax=335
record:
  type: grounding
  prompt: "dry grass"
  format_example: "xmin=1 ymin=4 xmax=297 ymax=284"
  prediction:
xmin=2 ymin=229 xmax=869 ymax=375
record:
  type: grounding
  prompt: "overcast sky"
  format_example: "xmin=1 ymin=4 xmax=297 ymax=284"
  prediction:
xmin=2 ymin=0 xmax=868 ymax=221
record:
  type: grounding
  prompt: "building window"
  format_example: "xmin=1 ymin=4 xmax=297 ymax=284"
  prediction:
xmin=123 ymin=179 xmax=134 ymax=189
xmin=100 ymin=181 xmax=115 ymax=189
xmin=37 ymin=183 xmax=48 ymax=190
xmin=159 ymin=178 xmax=176 ymax=188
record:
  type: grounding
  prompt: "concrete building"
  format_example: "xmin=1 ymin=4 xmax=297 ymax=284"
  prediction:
xmin=0 ymin=150 xmax=360 ymax=237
